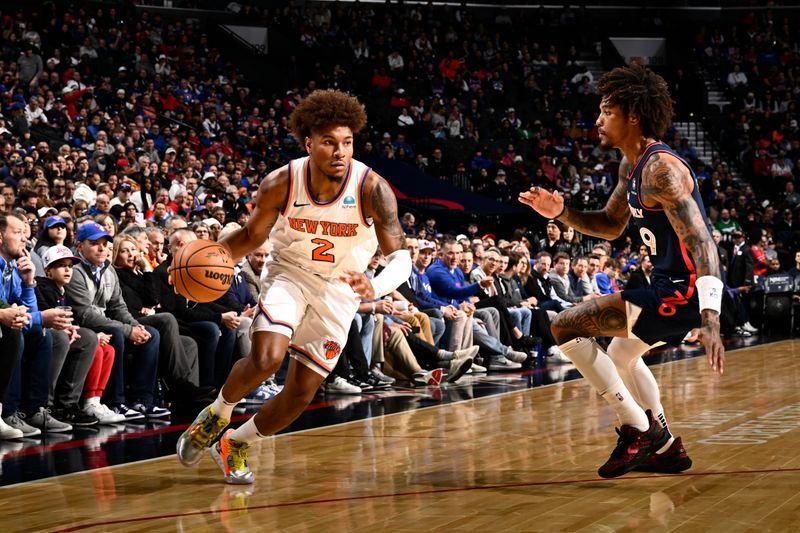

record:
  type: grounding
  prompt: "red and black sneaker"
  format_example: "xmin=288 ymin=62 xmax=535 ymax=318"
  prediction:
xmin=597 ymin=410 xmax=669 ymax=479
xmin=632 ymin=436 xmax=692 ymax=474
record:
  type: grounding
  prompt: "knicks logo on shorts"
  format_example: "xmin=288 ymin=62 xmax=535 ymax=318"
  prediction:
xmin=323 ymin=340 xmax=342 ymax=360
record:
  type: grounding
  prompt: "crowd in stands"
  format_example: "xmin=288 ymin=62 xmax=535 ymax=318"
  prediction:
xmin=693 ymin=8 xmax=800 ymax=265
xmin=0 ymin=1 xmax=796 ymax=440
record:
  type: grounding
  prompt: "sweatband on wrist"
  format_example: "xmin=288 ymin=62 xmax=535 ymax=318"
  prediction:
xmin=696 ymin=275 xmax=723 ymax=313
xmin=369 ymin=249 xmax=412 ymax=298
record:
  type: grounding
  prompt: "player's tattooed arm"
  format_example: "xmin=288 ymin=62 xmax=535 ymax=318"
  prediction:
xmin=366 ymin=174 xmax=407 ymax=255
xmin=641 ymin=153 xmax=724 ymax=371
xmin=640 ymin=154 xmax=720 ymax=280
xmin=558 ymin=158 xmax=632 ymax=240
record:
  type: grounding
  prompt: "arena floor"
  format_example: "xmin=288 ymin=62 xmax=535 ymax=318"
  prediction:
xmin=3 ymin=335 xmax=798 ymax=532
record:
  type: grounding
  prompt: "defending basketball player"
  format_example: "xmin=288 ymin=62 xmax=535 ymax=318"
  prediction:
xmin=175 ymin=90 xmax=412 ymax=484
xmin=519 ymin=65 xmax=724 ymax=478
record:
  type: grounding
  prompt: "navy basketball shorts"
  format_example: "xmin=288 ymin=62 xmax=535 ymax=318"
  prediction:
xmin=621 ymin=275 xmax=702 ymax=346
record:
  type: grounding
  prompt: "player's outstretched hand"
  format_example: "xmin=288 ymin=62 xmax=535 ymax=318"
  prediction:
xmin=697 ymin=320 xmax=725 ymax=375
xmin=340 ymin=271 xmax=375 ymax=300
xmin=518 ymin=186 xmax=565 ymax=219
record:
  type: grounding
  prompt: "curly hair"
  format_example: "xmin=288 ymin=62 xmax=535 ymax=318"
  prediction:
xmin=597 ymin=65 xmax=673 ymax=139
xmin=289 ymin=89 xmax=367 ymax=140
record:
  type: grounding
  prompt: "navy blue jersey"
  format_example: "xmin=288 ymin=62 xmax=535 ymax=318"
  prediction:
xmin=626 ymin=141 xmax=716 ymax=281
xmin=622 ymin=141 xmax=718 ymax=345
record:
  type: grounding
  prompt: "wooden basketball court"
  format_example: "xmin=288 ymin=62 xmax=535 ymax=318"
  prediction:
xmin=5 ymin=339 xmax=800 ymax=532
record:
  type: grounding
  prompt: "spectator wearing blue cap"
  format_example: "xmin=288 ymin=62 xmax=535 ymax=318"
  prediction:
xmin=34 ymin=215 xmax=73 ymax=259
xmin=65 ymin=222 xmax=169 ymax=421
xmin=0 ymin=213 xmax=75 ymax=436
xmin=4 ymin=103 xmax=28 ymax=141
xmin=36 ymin=246 xmax=107 ymax=426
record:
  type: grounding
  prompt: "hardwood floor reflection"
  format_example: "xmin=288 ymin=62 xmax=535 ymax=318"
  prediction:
xmin=6 ymin=339 xmax=800 ymax=532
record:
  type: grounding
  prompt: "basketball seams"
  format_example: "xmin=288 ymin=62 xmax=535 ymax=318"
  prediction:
xmin=175 ymin=243 xmax=231 ymax=265
xmin=184 ymin=263 xmax=226 ymax=292
xmin=175 ymin=269 xmax=201 ymax=303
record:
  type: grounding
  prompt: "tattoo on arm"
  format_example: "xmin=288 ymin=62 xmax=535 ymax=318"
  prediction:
xmin=369 ymin=177 xmax=407 ymax=252
xmin=643 ymin=156 xmax=722 ymax=330
xmin=552 ymin=299 xmax=628 ymax=342
xmin=559 ymin=159 xmax=631 ymax=240
xmin=642 ymin=156 xmax=720 ymax=279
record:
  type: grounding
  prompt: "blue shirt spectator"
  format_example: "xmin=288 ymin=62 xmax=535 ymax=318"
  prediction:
xmin=0 ymin=215 xmax=42 ymax=331
xmin=426 ymin=252 xmax=484 ymax=306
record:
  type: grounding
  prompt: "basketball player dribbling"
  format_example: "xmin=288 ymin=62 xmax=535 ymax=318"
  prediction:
xmin=519 ymin=65 xmax=725 ymax=478
xmin=176 ymin=90 xmax=413 ymax=484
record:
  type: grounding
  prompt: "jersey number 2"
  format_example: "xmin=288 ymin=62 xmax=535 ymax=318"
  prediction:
xmin=311 ymin=238 xmax=335 ymax=263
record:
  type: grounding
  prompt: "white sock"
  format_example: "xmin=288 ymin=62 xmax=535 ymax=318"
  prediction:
xmin=559 ymin=337 xmax=649 ymax=430
xmin=84 ymin=396 xmax=101 ymax=407
xmin=606 ymin=337 xmax=674 ymax=449
xmin=211 ymin=389 xmax=237 ymax=420
xmin=230 ymin=417 xmax=266 ymax=445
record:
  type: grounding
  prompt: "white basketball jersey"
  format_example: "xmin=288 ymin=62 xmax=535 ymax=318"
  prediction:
xmin=269 ymin=156 xmax=378 ymax=280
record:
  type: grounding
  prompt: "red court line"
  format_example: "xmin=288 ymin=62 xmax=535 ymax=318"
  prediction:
xmin=51 ymin=465 xmax=800 ymax=532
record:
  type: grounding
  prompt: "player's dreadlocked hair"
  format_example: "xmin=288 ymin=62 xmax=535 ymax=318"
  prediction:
xmin=289 ymin=89 xmax=367 ymax=140
xmin=597 ymin=65 xmax=673 ymax=140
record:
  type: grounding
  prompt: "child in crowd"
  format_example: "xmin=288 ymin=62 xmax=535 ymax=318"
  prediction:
xmin=37 ymin=246 xmax=125 ymax=424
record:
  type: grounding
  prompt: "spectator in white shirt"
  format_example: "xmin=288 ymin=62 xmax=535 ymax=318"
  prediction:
xmin=727 ymin=64 xmax=747 ymax=89
xmin=25 ymin=97 xmax=48 ymax=126
xmin=388 ymin=50 xmax=404 ymax=72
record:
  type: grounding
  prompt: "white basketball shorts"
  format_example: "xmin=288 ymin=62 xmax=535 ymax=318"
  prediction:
xmin=251 ymin=261 xmax=358 ymax=377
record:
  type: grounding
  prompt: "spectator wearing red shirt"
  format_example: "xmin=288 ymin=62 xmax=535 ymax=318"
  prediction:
xmin=371 ymin=67 xmax=392 ymax=92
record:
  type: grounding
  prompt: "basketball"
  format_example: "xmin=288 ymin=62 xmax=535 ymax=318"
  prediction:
xmin=170 ymin=239 xmax=235 ymax=303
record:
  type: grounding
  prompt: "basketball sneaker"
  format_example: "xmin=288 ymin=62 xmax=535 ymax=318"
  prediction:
xmin=633 ymin=436 xmax=693 ymax=474
xmin=467 ymin=361 xmax=487 ymax=374
xmin=597 ymin=410 xmax=669 ymax=479
xmin=210 ymin=429 xmax=255 ymax=485
xmin=446 ymin=346 xmax=478 ymax=383
xmin=176 ymin=405 xmax=230 ymax=467
xmin=130 ymin=403 xmax=171 ymax=419
xmin=2 ymin=412 xmax=41 ymax=437
xmin=370 ymin=366 xmax=395 ymax=385
xmin=411 ymin=368 xmax=443 ymax=387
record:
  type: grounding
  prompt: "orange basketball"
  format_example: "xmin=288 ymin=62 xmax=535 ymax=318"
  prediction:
xmin=170 ymin=239 xmax=235 ymax=303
